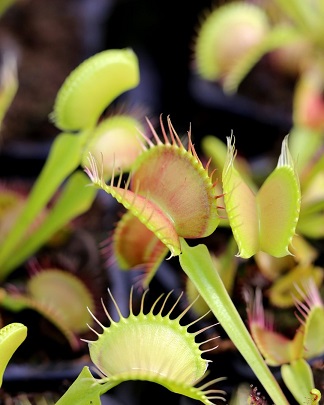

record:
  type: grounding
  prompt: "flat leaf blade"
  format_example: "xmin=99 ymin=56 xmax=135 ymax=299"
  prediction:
xmin=179 ymin=238 xmax=289 ymax=405
xmin=0 ymin=323 xmax=27 ymax=387
xmin=55 ymin=366 xmax=109 ymax=405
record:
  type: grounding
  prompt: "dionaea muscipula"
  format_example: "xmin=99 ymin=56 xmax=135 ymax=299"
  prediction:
xmin=85 ymin=115 xmax=222 ymax=286
xmin=84 ymin=288 xmax=227 ymax=404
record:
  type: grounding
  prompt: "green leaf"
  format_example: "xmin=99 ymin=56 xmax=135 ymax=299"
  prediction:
xmin=52 ymin=49 xmax=140 ymax=131
xmin=257 ymin=136 xmax=301 ymax=257
xmin=55 ymin=366 xmax=110 ymax=405
xmin=179 ymin=238 xmax=289 ymax=405
xmin=281 ymin=359 xmax=315 ymax=405
xmin=0 ymin=132 xmax=86 ymax=279
xmin=297 ymin=212 xmax=324 ymax=238
xmin=0 ymin=49 xmax=141 ymax=280
xmin=222 ymin=135 xmax=301 ymax=258
xmin=0 ymin=323 xmax=27 ymax=387
xmin=2 ymin=171 xmax=97 ymax=275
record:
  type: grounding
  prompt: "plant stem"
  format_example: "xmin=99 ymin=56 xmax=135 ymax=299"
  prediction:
xmin=0 ymin=132 xmax=86 ymax=279
xmin=179 ymin=238 xmax=289 ymax=405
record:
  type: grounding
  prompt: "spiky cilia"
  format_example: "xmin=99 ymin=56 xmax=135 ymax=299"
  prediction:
xmin=84 ymin=288 xmax=227 ymax=404
xmin=85 ymin=115 xmax=221 ymax=261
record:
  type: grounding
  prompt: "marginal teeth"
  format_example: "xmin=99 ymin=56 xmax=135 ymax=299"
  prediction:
xmin=87 ymin=288 xmax=226 ymax=404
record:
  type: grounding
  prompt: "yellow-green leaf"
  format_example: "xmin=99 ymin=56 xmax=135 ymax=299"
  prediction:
xmin=0 ymin=323 xmax=27 ymax=387
xmin=222 ymin=135 xmax=301 ymax=259
xmin=52 ymin=49 xmax=140 ymax=131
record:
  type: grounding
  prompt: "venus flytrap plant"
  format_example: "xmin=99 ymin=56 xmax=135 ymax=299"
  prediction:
xmin=85 ymin=118 xmax=292 ymax=405
xmin=199 ymin=130 xmax=324 ymax=405
xmin=201 ymin=133 xmax=323 ymax=308
xmin=193 ymin=0 xmax=324 ymax=246
xmin=85 ymin=115 xmax=220 ymax=284
xmin=192 ymin=0 xmax=324 ymax=241
xmin=201 ymin=134 xmax=253 ymax=188
xmin=0 ymin=48 xmax=141 ymax=279
xmin=201 ymin=130 xmax=324 ymax=255
xmin=213 ymin=130 xmax=324 ymax=385
xmin=245 ymin=287 xmax=304 ymax=367
xmin=1 ymin=10 xmax=322 ymax=403
xmin=57 ymin=289 xmax=227 ymax=405
xmin=51 ymin=50 xmax=139 ymax=133
xmin=222 ymin=134 xmax=301 ymax=258
xmin=194 ymin=0 xmax=324 ymax=258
